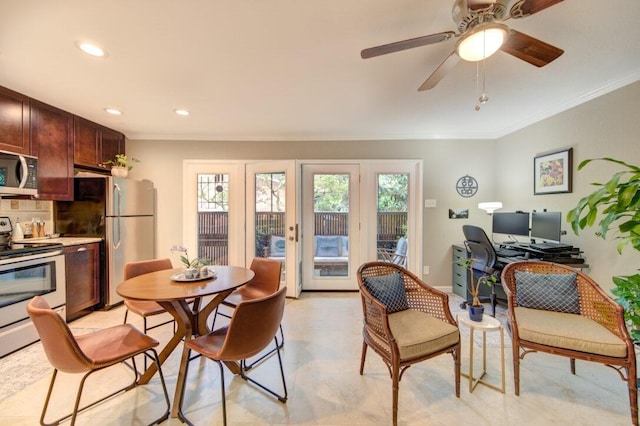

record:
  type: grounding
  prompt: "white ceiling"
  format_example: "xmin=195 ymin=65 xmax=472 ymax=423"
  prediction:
xmin=1 ymin=0 xmax=639 ymax=141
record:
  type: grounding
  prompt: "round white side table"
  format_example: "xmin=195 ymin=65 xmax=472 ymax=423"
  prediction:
xmin=456 ymin=311 xmax=505 ymax=393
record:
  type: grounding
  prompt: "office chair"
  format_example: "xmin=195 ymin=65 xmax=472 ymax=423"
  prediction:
xmin=461 ymin=224 xmax=505 ymax=317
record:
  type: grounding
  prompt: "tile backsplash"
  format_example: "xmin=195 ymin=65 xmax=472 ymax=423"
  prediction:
xmin=0 ymin=199 xmax=52 ymax=238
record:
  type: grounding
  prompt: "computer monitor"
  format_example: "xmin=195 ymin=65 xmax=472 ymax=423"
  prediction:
xmin=492 ymin=212 xmax=530 ymax=238
xmin=530 ymin=211 xmax=562 ymax=242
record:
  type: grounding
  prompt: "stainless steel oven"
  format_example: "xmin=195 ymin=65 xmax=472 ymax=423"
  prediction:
xmin=0 ymin=246 xmax=65 ymax=357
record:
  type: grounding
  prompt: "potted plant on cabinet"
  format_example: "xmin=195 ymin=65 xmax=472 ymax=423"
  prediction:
xmin=103 ymin=154 xmax=140 ymax=177
xmin=458 ymin=257 xmax=498 ymax=321
xmin=567 ymin=157 xmax=640 ymax=341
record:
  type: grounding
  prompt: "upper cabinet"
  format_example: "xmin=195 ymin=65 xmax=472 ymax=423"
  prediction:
xmin=0 ymin=86 xmax=127 ymax=199
xmin=74 ymin=117 xmax=125 ymax=171
xmin=30 ymin=100 xmax=74 ymax=201
xmin=0 ymin=86 xmax=30 ymax=155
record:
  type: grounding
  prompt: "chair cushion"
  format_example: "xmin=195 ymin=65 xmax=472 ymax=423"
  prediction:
xmin=514 ymin=307 xmax=628 ymax=358
xmin=363 ymin=272 xmax=409 ymax=313
xmin=124 ymin=299 xmax=166 ymax=317
xmin=315 ymin=235 xmax=340 ymax=257
xmin=515 ymin=271 xmax=580 ymax=314
xmin=388 ymin=309 xmax=460 ymax=360
xmin=270 ymin=235 xmax=286 ymax=257
xmin=339 ymin=236 xmax=349 ymax=257
xmin=395 ymin=237 xmax=407 ymax=256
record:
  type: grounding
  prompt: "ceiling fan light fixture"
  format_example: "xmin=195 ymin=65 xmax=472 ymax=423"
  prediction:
xmin=456 ymin=23 xmax=509 ymax=62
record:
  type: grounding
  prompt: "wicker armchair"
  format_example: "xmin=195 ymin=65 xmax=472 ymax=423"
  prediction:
xmin=501 ymin=261 xmax=637 ymax=426
xmin=357 ymin=262 xmax=460 ymax=426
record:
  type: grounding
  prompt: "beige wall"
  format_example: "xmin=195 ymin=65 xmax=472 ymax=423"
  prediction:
xmin=128 ymin=80 xmax=640 ymax=294
xmin=495 ymin=80 xmax=640 ymax=290
xmin=127 ymin=139 xmax=496 ymax=289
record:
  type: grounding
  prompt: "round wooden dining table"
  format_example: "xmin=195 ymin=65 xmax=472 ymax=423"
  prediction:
xmin=117 ymin=265 xmax=255 ymax=418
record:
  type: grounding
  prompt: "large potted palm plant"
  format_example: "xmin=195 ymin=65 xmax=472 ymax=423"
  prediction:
xmin=567 ymin=157 xmax=640 ymax=341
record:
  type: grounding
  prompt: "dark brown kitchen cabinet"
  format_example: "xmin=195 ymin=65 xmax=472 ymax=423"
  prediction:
xmin=100 ymin=126 xmax=124 ymax=165
xmin=65 ymin=242 xmax=100 ymax=322
xmin=0 ymin=86 xmax=30 ymax=155
xmin=30 ymin=100 xmax=74 ymax=200
xmin=74 ymin=116 xmax=125 ymax=171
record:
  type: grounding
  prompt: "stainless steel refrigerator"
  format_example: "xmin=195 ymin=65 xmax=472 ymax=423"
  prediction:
xmin=54 ymin=173 xmax=155 ymax=308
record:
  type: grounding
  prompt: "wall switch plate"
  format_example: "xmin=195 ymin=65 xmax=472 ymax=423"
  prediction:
xmin=423 ymin=266 xmax=430 ymax=275
xmin=424 ymin=199 xmax=437 ymax=208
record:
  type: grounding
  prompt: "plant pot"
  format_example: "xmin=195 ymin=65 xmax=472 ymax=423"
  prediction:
xmin=468 ymin=304 xmax=484 ymax=322
xmin=111 ymin=166 xmax=128 ymax=178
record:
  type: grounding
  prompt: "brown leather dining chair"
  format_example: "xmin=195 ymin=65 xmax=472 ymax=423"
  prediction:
xmin=211 ymin=257 xmax=284 ymax=367
xmin=27 ymin=295 xmax=170 ymax=426
xmin=123 ymin=258 xmax=175 ymax=334
xmin=178 ymin=286 xmax=288 ymax=426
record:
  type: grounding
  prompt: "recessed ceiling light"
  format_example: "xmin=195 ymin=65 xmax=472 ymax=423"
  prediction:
xmin=77 ymin=42 xmax=106 ymax=57
xmin=174 ymin=109 xmax=190 ymax=116
xmin=104 ymin=108 xmax=122 ymax=115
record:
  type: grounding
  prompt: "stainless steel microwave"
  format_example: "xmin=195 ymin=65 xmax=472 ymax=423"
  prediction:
xmin=0 ymin=151 xmax=38 ymax=196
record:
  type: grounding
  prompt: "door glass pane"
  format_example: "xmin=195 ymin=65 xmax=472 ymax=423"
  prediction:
xmin=313 ymin=173 xmax=349 ymax=277
xmin=255 ymin=172 xmax=286 ymax=280
xmin=376 ymin=173 xmax=408 ymax=267
xmin=197 ymin=173 xmax=229 ymax=265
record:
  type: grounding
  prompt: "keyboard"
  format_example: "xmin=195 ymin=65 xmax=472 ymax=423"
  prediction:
xmin=495 ymin=248 xmax=525 ymax=257
xmin=530 ymin=242 xmax=573 ymax=252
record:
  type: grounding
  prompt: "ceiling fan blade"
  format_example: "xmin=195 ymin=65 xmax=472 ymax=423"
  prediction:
xmin=509 ymin=0 xmax=564 ymax=18
xmin=361 ymin=31 xmax=456 ymax=59
xmin=500 ymin=29 xmax=563 ymax=67
xmin=418 ymin=51 xmax=460 ymax=91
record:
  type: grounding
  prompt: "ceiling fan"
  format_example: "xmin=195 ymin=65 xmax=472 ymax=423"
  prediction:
xmin=361 ymin=0 xmax=565 ymax=91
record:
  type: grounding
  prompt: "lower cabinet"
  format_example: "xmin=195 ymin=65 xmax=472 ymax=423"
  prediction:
xmin=452 ymin=245 xmax=470 ymax=300
xmin=65 ymin=243 xmax=100 ymax=322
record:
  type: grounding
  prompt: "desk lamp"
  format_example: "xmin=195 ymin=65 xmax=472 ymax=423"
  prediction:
xmin=478 ymin=201 xmax=503 ymax=215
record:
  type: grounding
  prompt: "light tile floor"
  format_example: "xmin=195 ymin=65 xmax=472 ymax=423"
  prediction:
xmin=0 ymin=292 xmax=634 ymax=425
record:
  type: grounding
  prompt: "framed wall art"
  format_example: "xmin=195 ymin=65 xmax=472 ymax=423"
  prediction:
xmin=534 ymin=148 xmax=573 ymax=195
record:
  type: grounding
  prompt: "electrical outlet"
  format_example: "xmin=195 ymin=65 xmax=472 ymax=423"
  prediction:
xmin=10 ymin=200 xmax=19 ymax=209
xmin=423 ymin=266 xmax=430 ymax=275
xmin=424 ymin=199 xmax=437 ymax=208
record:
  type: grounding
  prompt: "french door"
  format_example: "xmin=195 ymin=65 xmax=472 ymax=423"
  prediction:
xmin=301 ymin=164 xmax=360 ymax=290
xmin=184 ymin=160 xmax=300 ymax=298
xmin=185 ymin=160 xmax=421 ymax=296
xmin=246 ymin=162 xmax=300 ymax=297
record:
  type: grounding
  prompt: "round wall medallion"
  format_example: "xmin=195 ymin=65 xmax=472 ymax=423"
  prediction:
xmin=456 ymin=175 xmax=478 ymax=198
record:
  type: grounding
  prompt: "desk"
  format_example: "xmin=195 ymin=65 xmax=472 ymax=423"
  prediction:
xmin=117 ymin=266 xmax=255 ymax=418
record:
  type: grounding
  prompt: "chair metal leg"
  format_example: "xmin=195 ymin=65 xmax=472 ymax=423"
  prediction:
xmin=40 ymin=349 xmax=169 ymax=426
xmin=239 ymin=337 xmax=288 ymax=403
xmin=217 ymin=360 xmax=228 ymax=426
xmin=243 ymin=324 xmax=285 ymax=371
xmin=177 ymin=352 xmax=231 ymax=426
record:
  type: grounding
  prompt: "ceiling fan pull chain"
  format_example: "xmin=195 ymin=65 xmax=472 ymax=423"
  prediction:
xmin=480 ymin=56 xmax=489 ymax=105
xmin=475 ymin=61 xmax=481 ymax=111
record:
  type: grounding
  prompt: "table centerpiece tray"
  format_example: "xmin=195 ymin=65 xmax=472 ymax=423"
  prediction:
xmin=171 ymin=268 xmax=217 ymax=282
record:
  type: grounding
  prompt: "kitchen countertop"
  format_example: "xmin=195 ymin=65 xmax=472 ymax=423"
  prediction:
xmin=14 ymin=237 xmax=103 ymax=246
